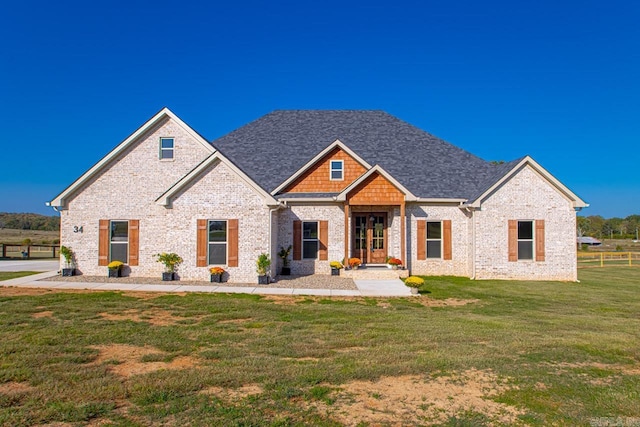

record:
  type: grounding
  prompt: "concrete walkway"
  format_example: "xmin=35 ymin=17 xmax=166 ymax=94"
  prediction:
xmin=0 ymin=260 xmax=59 ymax=272
xmin=0 ymin=270 xmax=412 ymax=297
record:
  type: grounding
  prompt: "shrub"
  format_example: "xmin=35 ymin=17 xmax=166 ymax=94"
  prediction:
xmin=388 ymin=257 xmax=403 ymax=266
xmin=278 ymin=245 xmax=292 ymax=267
xmin=404 ymin=276 xmax=425 ymax=288
xmin=256 ymin=253 xmax=271 ymax=275
xmin=60 ymin=245 xmax=74 ymax=264
xmin=154 ymin=252 xmax=183 ymax=273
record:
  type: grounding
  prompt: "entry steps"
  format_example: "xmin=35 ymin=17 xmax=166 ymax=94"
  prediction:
xmin=341 ymin=264 xmax=409 ymax=280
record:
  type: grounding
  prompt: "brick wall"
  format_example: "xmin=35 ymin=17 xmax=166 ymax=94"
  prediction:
xmin=473 ymin=165 xmax=578 ymax=281
xmin=277 ymin=204 xmax=345 ymax=275
xmin=407 ymin=204 xmax=471 ymax=276
xmin=60 ymin=117 xmax=270 ymax=283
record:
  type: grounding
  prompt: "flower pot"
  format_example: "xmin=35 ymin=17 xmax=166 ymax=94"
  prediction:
xmin=210 ymin=274 xmax=222 ymax=283
xmin=108 ymin=268 xmax=120 ymax=278
xmin=258 ymin=275 xmax=269 ymax=285
xmin=62 ymin=268 xmax=74 ymax=277
xmin=410 ymin=287 xmax=419 ymax=295
xmin=331 ymin=268 xmax=340 ymax=276
xmin=162 ymin=272 xmax=174 ymax=281
xmin=280 ymin=267 xmax=291 ymax=276
xmin=392 ymin=265 xmax=398 ymax=270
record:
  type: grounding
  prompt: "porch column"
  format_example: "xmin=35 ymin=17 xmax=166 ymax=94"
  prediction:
xmin=400 ymin=201 xmax=406 ymax=266
xmin=344 ymin=203 xmax=350 ymax=263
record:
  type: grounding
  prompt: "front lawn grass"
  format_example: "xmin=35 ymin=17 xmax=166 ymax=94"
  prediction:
xmin=0 ymin=268 xmax=639 ymax=425
xmin=0 ymin=271 xmax=39 ymax=281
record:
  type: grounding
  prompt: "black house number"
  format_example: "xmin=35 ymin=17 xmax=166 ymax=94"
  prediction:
xmin=73 ymin=226 xmax=84 ymax=233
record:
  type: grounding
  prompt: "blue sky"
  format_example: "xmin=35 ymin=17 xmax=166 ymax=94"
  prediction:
xmin=1 ymin=0 xmax=638 ymax=218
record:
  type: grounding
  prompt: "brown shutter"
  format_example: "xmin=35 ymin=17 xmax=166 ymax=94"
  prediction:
xmin=508 ymin=220 xmax=518 ymax=262
xmin=535 ymin=220 xmax=545 ymax=261
xmin=128 ymin=220 xmax=139 ymax=266
xmin=443 ymin=220 xmax=452 ymax=260
xmin=196 ymin=219 xmax=208 ymax=267
xmin=417 ymin=220 xmax=426 ymax=260
xmin=98 ymin=219 xmax=109 ymax=266
xmin=293 ymin=220 xmax=302 ymax=260
xmin=228 ymin=219 xmax=239 ymax=267
xmin=319 ymin=220 xmax=328 ymax=261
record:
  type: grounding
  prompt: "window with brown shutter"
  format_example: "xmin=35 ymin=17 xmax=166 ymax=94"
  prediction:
xmin=228 ymin=219 xmax=239 ymax=267
xmin=196 ymin=219 xmax=208 ymax=267
xmin=128 ymin=220 xmax=139 ymax=266
xmin=535 ymin=220 xmax=545 ymax=261
xmin=319 ymin=220 xmax=328 ymax=261
xmin=508 ymin=220 xmax=518 ymax=262
xmin=98 ymin=220 xmax=109 ymax=266
xmin=293 ymin=220 xmax=301 ymax=260
xmin=443 ymin=220 xmax=452 ymax=260
xmin=417 ymin=220 xmax=426 ymax=260
xmin=509 ymin=220 xmax=543 ymax=262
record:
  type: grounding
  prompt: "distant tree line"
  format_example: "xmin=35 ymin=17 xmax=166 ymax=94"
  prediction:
xmin=577 ymin=215 xmax=640 ymax=240
xmin=0 ymin=212 xmax=60 ymax=231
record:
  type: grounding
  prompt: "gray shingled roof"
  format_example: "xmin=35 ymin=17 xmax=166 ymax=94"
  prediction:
xmin=210 ymin=110 xmax=515 ymax=200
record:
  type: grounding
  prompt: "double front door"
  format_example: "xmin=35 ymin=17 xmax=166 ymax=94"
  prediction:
xmin=352 ymin=213 xmax=387 ymax=264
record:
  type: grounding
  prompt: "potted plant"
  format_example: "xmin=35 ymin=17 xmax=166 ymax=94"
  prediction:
xmin=155 ymin=252 xmax=183 ymax=281
xmin=60 ymin=245 xmax=75 ymax=276
xmin=107 ymin=261 xmax=124 ymax=278
xmin=256 ymin=252 xmax=271 ymax=285
xmin=388 ymin=257 xmax=403 ymax=270
xmin=404 ymin=276 xmax=424 ymax=295
xmin=209 ymin=266 xmax=225 ymax=283
xmin=278 ymin=245 xmax=292 ymax=275
xmin=348 ymin=257 xmax=362 ymax=270
xmin=330 ymin=261 xmax=343 ymax=276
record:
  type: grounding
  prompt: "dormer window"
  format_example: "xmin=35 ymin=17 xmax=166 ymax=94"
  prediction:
xmin=330 ymin=160 xmax=343 ymax=180
xmin=160 ymin=137 xmax=174 ymax=160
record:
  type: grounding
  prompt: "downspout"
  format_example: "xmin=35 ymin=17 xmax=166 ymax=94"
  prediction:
xmin=268 ymin=202 xmax=285 ymax=278
xmin=470 ymin=207 xmax=476 ymax=280
xmin=460 ymin=203 xmax=476 ymax=280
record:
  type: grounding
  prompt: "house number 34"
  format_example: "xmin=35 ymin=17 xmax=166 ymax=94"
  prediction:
xmin=73 ymin=226 xmax=84 ymax=233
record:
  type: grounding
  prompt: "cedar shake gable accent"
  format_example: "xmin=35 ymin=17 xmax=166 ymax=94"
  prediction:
xmin=337 ymin=165 xmax=416 ymax=203
xmin=281 ymin=146 xmax=368 ymax=194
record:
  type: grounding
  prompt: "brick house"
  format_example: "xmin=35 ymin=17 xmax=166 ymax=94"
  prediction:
xmin=49 ymin=108 xmax=587 ymax=282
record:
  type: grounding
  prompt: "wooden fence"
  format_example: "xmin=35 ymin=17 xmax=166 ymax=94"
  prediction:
xmin=577 ymin=252 xmax=640 ymax=268
xmin=0 ymin=244 xmax=60 ymax=259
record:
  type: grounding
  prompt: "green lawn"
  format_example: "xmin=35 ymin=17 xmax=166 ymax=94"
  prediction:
xmin=1 ymin=269 xmax=639 ymax=426
xmin=0 ymin=271 xmax=39 ymax=281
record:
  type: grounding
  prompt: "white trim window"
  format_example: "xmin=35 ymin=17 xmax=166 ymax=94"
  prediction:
xmin=160 ymin=137 xmax=174 ymax=160
xmin=426 ymin=221 xmax=442 ymax=259
xmin=110 ymin=220 xmax=129 ymax=262
xmin=302 ymin=221 xmax=319 ymax=259
xmin=330 ymin=160 xmax=344 ymax=180
xmin=517 ymin=220 xmax=534 ymax=260
xmin=208 ymin=220 xmax=227 ymax=264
